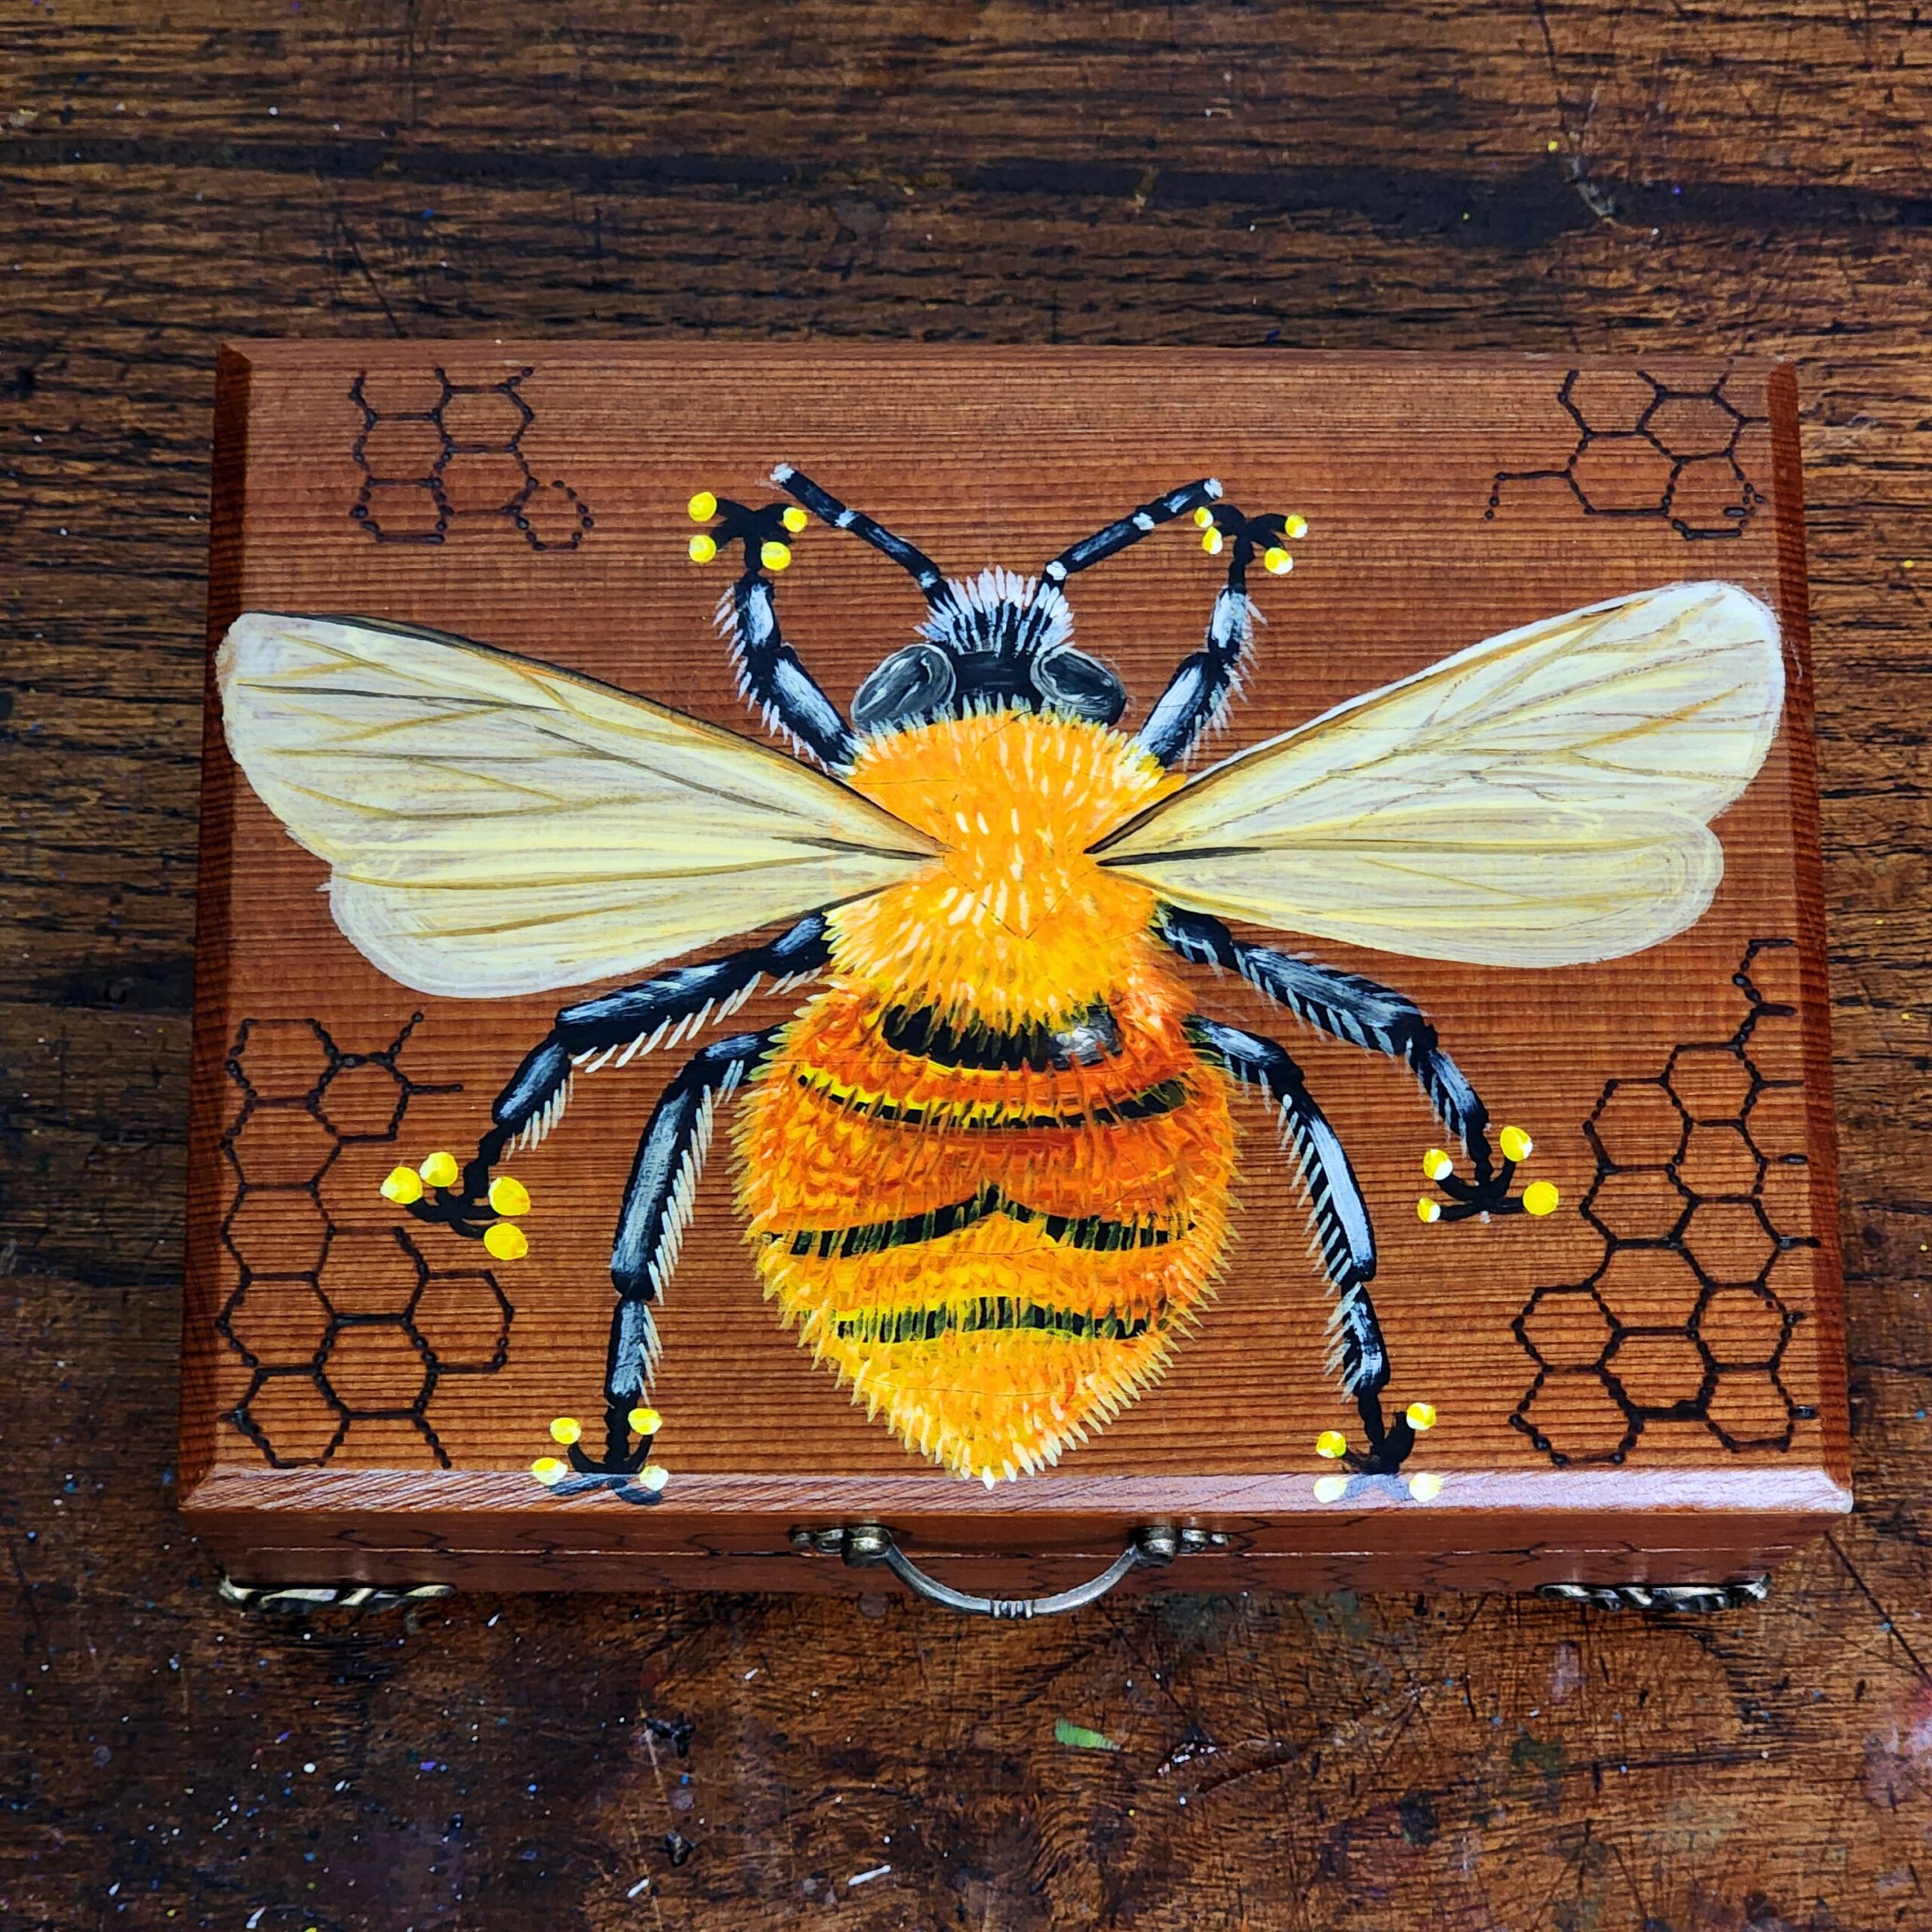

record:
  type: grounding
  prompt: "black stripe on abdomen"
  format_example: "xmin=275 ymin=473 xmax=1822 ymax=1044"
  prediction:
xmin=796 ymin=1072 xmax=1187 ymax=1131
xmin=776 ymin=1184 xmax=1182 ymax=1260
xmin=832 ymin=1300 xmax=1155 ymax=1343
xmin=878 ymin=1000 xmax=1123 ymax=1072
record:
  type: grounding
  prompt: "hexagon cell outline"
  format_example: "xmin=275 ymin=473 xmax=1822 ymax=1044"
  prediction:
xmin=1509 ymin=940 xmax=1821 ymax=1465
xmin=1485 ymin=368 xmax=1765 ymax=541
xmin=349 ymin=365 xmax=595 ymax=551
xmin=216 ymin=1014 xmax=515 ymax=1469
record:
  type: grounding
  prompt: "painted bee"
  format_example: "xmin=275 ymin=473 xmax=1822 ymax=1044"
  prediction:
xmin=219 ymin=469 xmax=1783 ymax=1498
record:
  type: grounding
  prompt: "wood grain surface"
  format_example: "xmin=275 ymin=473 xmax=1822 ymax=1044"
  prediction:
xmin=1 ymin=5 xmax=1926 ymax=1927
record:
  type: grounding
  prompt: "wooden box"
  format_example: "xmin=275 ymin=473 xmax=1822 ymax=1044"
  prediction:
xmin=182 ymin=343 xmax=1849 ymax=1610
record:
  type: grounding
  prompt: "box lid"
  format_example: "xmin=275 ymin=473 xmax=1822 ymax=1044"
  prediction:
xmin=182 ymin=343 xmax=1848 ymax=1599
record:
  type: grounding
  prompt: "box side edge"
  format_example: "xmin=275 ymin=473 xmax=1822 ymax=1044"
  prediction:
xmin=1766 ymin=362 xmax=1853 ymax=1494
xmin=177 ymin=345 xmax=254 ymax=1491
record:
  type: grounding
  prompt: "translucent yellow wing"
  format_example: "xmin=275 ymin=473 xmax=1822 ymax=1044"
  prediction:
xmin=219 ymin=613 xmax=940 ymax=998
xmin=1097 ymin=582 xmax=1784 ymax=968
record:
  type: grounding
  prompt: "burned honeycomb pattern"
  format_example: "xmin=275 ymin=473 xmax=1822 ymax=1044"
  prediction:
xmin=349 ymin=366 xmax=594 ymax=550
xmin=216 ymin=1016 xmax=512 ymax=1469
xmin=1511 ymin=940 xmax=1821 ymax=1464
xmin=1486 ymin=368 xmax=1764 ymax=540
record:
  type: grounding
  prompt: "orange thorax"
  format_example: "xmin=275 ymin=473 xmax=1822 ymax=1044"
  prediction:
xmin=832 ymin=709 xmax=1183 ymax=1025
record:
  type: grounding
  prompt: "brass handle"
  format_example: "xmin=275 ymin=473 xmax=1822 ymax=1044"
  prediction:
xmin=789 ymin=1523 xmax=1227 ymax=1618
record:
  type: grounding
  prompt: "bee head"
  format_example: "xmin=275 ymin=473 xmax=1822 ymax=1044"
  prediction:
xmin=851 ymin=567 xmax=1127 ymax=734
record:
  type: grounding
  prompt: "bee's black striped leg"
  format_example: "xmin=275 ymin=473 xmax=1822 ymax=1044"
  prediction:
xmin=1158 ymin=906 xmax=1497 ymax=1173
xmin=1137 ymin=504 xmax=1300 ymax=768
xmin=609 ymin=1029 xmax=779 ymax=1312
xmin=393 ymin=1122 xmax=515 ymax=1241
xmin=1350 ymin=1392 xmax=1418 ymax=1478
xmin=545 ymin=1027 xmax=780 ymax=1503
xmin=1156 ymin=908 xmax=1557 ymax=1233
xmin=540 ymin=1393 xmax=669 ymax=1506
xmin=685 ymin=483 xmax=857 ymax=768
xmin=402 ymin=922 xmax=828 ymax=1246
xmin=1429 ymin=1164 xmax=1524 ymax=1221
xmin=1186 ymin=1014 xmax=1424 ymax=1479
xmin=722 ymin=566 xmax=857 ymax=768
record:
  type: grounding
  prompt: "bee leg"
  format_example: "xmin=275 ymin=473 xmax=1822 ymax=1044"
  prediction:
xmin=687 ymin=479 xmax=857 ymax=768
xmin=1158 ymin=908 xmax=1543 ymax=1219
xmin=1349 ymin=1377 xmax=1416 ymax=1478
xmin=555 ymin=1028 xmax=779 ymax=1499
xmin=1186 ymin=1016 xmax=1421 ymax=1478
xmin=1137 ymin=504 xmax=1301 ymax=768
xmin=405 ymin=922 xmax=827 ymax=1241
xmin=720 ymin=566 xmax=857 ymax=771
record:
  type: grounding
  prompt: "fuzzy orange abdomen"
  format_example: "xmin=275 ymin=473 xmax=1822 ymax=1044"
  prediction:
xmin=734 ymin=973 xmax=1235 ymax=1484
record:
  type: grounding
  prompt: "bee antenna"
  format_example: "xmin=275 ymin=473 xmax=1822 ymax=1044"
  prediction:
xmin=1040 ymin=478 xmax=1223 ymax=588
xmin=770 ymin=464 xmax=958 ymax=611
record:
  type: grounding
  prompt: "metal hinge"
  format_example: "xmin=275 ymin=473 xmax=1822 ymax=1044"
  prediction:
xmin=1536 ymin=1578 xmax=1770 ymax=1614
xmin=218 ymin=1579 xmax=456 ymax=1616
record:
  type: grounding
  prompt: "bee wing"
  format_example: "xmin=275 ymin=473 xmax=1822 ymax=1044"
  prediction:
xmin=218 ymin=613 xmax=939 ymax=998
xmin=1096 ymin=582 xmax=1785 ymax=968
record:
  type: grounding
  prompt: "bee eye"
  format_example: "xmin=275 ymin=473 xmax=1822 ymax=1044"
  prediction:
xmin=1032 ymin=645 xmax=1125 ymax=725
xmin=852 ymin=642 xmax=957 ymax=731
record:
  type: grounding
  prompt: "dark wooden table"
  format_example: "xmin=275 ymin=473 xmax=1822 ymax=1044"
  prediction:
xmin=2 ymin=8 xmax=1925 ymax=1927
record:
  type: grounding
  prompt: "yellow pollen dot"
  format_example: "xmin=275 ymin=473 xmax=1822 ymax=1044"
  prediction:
xmin=1500 ymin=1124 xmax=1534 ymax=1163
xmin=379 ymin=1165 xmax=423 ymax=1205
xmin=1546 ymin=137 xmax=1560 ymax=152
xmin=761 ymin=539 xmax=792 ymax=571
xmin=1263 ymin=546 xmax=1294 ymax=574
xmin=1417 ymin=1196 xmax=1441 ymax=1224
xmin=1523 ymin=1180 xmax=1561 ymax=1217
xmin=1314 ymin=1473 xmax=1349 ymax=1503
xmin=687 ymin=490 xmax=717 ymax=521
xmin=1201 ymin=528 xmax=1224 ymax=556
xmin=1409 ymin=1472 xmax=1444 ymax=1502
xmin=1406 ymin=1401 xmax=1437 ymax=1433
xmin=549 ymin=1416 xmax=582 ymax=1445
xmin=531 ymin=1456 xmax=565 ymax=1486
xmin=484 ymin=1222 xmax=529 ymax=1261
xmin=488 ymin=1174 xmax=531 ymax=1217
xmin=1192 ymin=506 xmax=1214 ymax=528
xmin=1284 ymin=513 xmax=1309 ymax=539
xmin=1315 ymin=1428 xmax=1348 ymax=1460
xmin=688 ymin=532 xmax=717 ymax=564
xmin=418 ymin=1151 xmax=459 ymax=1189
xmin=781 ymin=505 xmax=808 ymax=534
xmin=638 ymin=1463 xmax=670 ymax=1494
xmin=628 ymin=1406 xmax=662 ymax=1436
xmin=1423 ymin=1147 xmax=1453 ymax=1182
